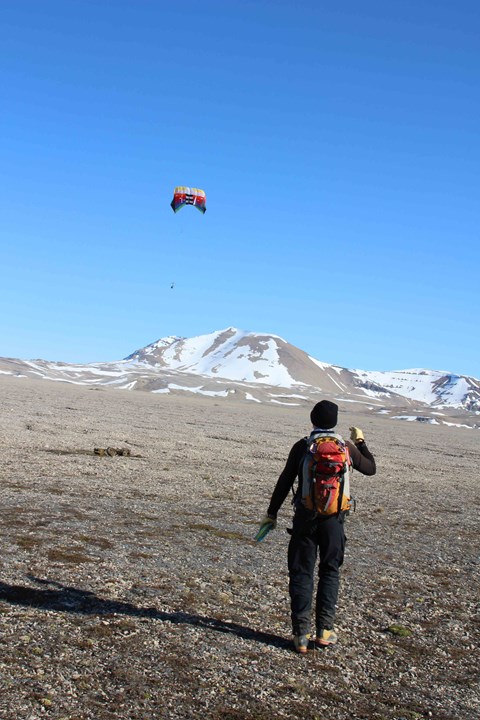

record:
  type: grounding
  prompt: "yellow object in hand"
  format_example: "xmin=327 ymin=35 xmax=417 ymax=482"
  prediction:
xmin=349 ymin=426 xmax=365 ymax=444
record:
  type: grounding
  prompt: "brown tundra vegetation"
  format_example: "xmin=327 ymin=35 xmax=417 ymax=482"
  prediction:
xmin=0 ymin=376 xmax=478 ymax=720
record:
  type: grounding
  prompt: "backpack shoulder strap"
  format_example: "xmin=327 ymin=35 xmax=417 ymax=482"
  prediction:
xmin=291 ymin=437 xmax=309 ymax=504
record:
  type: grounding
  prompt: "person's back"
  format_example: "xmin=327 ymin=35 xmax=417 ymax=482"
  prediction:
xmin=257 ymin=400 xmax=376 ymax=653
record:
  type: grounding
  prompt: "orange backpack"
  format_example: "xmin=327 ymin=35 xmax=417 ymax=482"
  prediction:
xmin=300 ymin=432 xmax=352 ymax=515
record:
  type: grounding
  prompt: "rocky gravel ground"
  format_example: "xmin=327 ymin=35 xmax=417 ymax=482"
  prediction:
xmin=0 ymin=377 xmax=478 ymax=720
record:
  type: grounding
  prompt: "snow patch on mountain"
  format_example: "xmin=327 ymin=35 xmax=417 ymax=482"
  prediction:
xmin=308 ymin=356 xmax=331 ymax=370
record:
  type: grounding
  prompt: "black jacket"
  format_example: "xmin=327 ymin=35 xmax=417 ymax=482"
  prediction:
xmin=267 ymin=433 xmax=376 ymax=518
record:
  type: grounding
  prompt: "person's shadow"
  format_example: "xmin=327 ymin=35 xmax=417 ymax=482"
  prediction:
xmin=0 ymin=575 xmax=290 ymax=650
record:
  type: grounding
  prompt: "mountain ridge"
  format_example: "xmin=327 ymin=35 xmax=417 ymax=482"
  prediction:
xmin=1 ymin=327 xmax=479 ymax=428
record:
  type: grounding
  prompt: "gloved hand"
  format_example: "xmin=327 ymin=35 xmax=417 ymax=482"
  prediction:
xmin=254 ymin=514 xmax=277 ymax=543
xmin=349 ymin=426 xmax=365 ymax=444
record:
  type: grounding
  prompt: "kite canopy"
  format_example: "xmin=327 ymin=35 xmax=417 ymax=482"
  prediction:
xmin=170 ymin=186 xmax=206 ymax=214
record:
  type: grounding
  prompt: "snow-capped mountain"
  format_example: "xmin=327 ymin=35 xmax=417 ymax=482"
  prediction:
xmin=1 ymin=328 xmax=479 ymax=427
xmin=126 ymin=327 xmax=345 ymax=390
xmin=125 ymin=328 xmax=480 ymax=411
xmin=353 ymin=368 xmax=480 ymax=412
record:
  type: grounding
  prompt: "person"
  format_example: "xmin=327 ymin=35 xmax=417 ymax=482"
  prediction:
xmin=257 ymin=399 xmax=376 ymax=653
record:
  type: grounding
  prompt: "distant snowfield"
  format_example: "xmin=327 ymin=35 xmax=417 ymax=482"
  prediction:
xmin=392 ymin=415 xmax=440 ymax=425
xmin=152 ymin=384 xmax=232 ymax=398
xmin=390 ymin=415 xmax=473 ymax=430
xmin=268 ymin=393 xmax=310 ymax=400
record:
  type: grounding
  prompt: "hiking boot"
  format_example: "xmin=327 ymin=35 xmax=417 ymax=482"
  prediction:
xmin=293 ymin=633 xmax=311 ymax=654
xmin=315 ymin=628 xmax=338 ymax=647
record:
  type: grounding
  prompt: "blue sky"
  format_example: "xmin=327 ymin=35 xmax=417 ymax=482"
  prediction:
xmin=1 ymin=0 xmax=479 ymax=377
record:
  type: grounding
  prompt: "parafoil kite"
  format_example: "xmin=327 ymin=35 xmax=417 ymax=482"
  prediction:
xmin=170 ymin=186 xmax=206 ymax=214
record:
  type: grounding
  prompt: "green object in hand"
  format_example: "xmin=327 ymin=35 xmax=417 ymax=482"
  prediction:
xmin=254 ymin=515 xmax=277 ymax=542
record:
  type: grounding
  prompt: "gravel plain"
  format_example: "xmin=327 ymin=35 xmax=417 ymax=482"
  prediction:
xmin=0 ymin=376 xmax=479 ymax=720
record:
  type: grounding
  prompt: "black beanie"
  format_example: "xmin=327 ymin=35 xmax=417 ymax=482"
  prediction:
xmin=310 ymin=400 xmax=338 ymax=429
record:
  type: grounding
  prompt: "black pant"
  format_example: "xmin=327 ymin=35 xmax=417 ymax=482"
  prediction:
xmin=287 ymin=509 xmax=346 ymax=635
